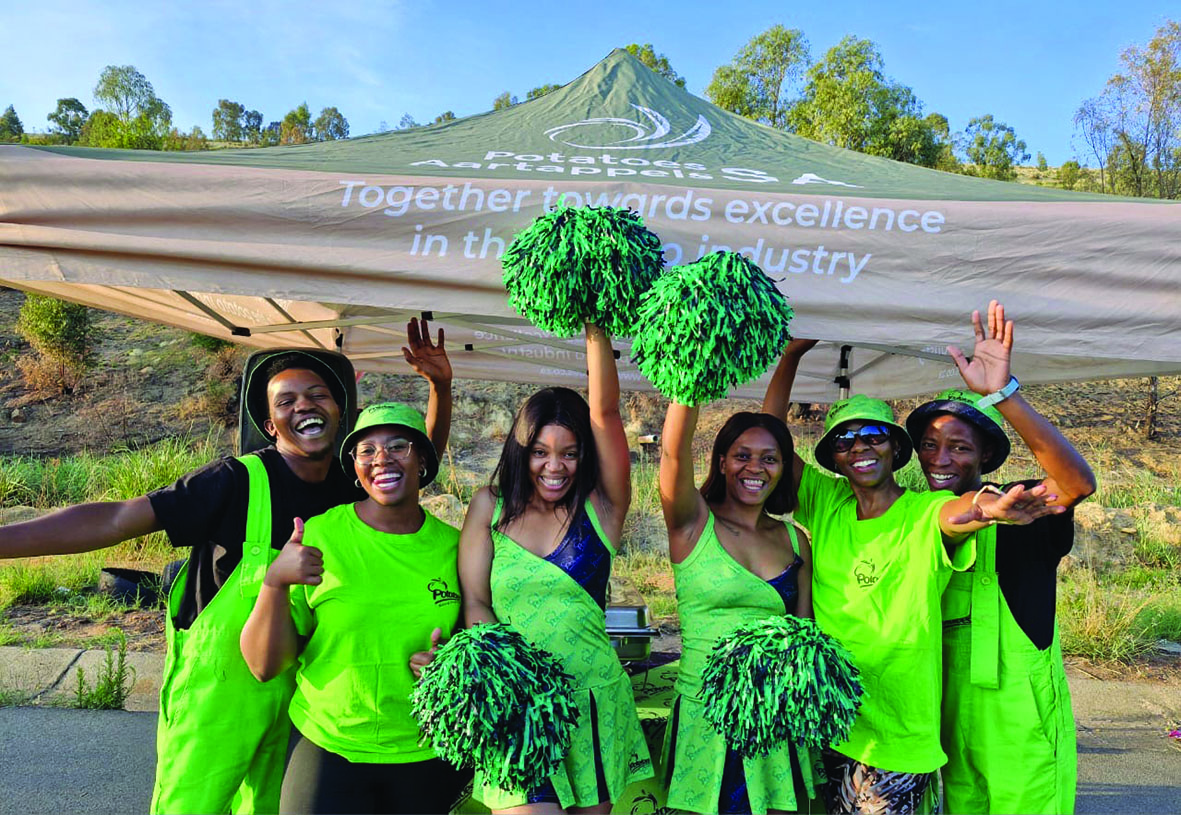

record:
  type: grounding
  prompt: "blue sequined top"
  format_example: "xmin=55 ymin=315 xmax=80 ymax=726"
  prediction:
xmin=543 ymin=511 xmax=611 ymax=610
xmin=766 ymin=556 xmax=803 ymax=614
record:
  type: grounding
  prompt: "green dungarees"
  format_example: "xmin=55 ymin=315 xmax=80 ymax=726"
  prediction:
xmin=941 ymin=525 xmax=1076 ymax=814
xmin=151 ymin=455 xmax=297 ymax=815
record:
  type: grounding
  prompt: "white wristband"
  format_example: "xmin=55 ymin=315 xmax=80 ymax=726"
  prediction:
xmin=977 ymin=376 xmax=1019 ymax=409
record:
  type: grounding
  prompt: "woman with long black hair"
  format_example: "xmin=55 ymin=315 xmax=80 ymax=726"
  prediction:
xmin=458 ymin=323 xmax=652 ymax=814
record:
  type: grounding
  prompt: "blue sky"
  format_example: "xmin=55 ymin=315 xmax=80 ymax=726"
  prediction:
xmin=1 ymin=0 xmax=1176 ymax=164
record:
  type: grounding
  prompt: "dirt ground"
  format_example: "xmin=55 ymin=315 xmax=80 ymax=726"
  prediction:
xmin=3 ymin=603 xmax=166 ymax=652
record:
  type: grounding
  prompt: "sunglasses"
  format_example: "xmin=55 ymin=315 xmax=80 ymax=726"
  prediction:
xmin=831 ymin=424 xmax=893 ymax=453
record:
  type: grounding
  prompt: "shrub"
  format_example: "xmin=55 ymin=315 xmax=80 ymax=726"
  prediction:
xmin=15 ymin=294 xmax=95 ymax=394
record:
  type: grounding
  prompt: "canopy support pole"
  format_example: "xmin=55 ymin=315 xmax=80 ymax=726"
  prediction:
xmin=837 ymin=345 xmax=852 ymax=400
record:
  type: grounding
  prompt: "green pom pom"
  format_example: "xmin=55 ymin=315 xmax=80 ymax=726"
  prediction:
xmin=501 ymin=205 xmax=665 ymax=337
xmin=411 ymin=623 xmax=580 ymax=793
xmin=700 ymin=616 xmax=864 ymax=757
xmin=631 ymin=251 xmax=793 ymax=405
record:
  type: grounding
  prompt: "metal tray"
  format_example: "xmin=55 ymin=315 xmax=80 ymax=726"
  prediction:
xmin=606 ymin=604 xmax=658 ymax=663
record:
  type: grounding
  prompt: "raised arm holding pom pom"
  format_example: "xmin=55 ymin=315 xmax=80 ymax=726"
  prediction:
xmin=657 ymin=381 xmax=821 ymax=812
xmin=456 ymin=322 xmax=651 ymax=814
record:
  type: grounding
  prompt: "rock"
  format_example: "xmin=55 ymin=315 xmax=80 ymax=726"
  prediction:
xmin=0 ymin=506 xmax=48 ymax=525
xmin=10 ymin=407 xmax=25 ymax=423
xmin=481 ymin=406 xmax=514 ymax=441
xmin=1071 ymin=503 xmax=1139 ymax=568
xmin=421 ymin=494 xmax=466 ymax=528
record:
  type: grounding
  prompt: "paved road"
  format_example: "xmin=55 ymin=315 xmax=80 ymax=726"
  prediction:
xmin=1 ymin=650 xmax=1178 ymax=814
xmin=0 ymin=707 xmax=156 ymax=815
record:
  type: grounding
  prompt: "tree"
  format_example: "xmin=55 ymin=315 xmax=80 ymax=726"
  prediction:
xmin=260 ymin=121 xmax=281 ymax=146
xmin=313 ymin=107 xmax=349 ymax=141
xmin=1073 ymin=97 xmax=1114 ymax=193
xmin=1036 ymin=152 xmax=1048 ymax=171
xmin=47 ymin=98 xmax=88 ymax=143
xmin=0 ymin=105 xmax=23 ymax=142
xmin=963 ymin=114 xmax=1030 ymax=180
xmin=526 ymin=84 xmax=562 ymax=101
xmin=1074 ymin=20 xmax=1181 ymax=199
xmin=706 ymin=25 xmax=809 ymax=128
xmin=165 ymin=125 xmax=209 ymax=151
xmin=1109 ymin=20 xmax=1180 ymax=198
xmin=492 ymin=92 xmax=517 ymax=111
xmin=1058 ymin=160 xmax=1081 ymax=190
xmin=280 ymin=103 xmax=312 ymax=145
xmin=788 ymin=36 xmax=944 ymax=166
xmin=243 ymin=110 xmax=263 ymax=144
xmin=623 ymin=43 xmax=686 ymax=87
xmin=433 ymin=111 xmax=456 ymax=124
xmin=211 ymin=99 xmax=246 ymax=142
xmin=397 ymin=113 xmax=420 ymax=129
xmin=925 ymin=112 xmax=961 ymax=172
xmin=89 ymin=65 xmax=172 ymax=149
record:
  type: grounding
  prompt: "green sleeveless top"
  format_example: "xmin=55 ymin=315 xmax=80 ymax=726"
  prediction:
xmin=489 ymin=498 xmax=620 ymax=689
xmin=479 ymin=497 xmax=654 ymax=809
xmin=674 ymin=511 xmax=802 ymax=700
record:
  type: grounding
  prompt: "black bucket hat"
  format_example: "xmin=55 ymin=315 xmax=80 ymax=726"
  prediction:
xmin=241 ymin=350 xmax=353 ymax=447
xmin=905 ymin=389 xmax=1011 ymax=474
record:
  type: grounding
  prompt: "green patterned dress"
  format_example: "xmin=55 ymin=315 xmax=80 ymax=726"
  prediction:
xmin=663 ymin=512 xmax=817 ymax=815
xmin=475 ymin=498 xmax=653 ymax=810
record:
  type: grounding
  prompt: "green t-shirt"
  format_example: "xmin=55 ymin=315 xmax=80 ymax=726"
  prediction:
xmin=795 ymin=464 xmax=974 ymax=773
xmin=289 ymin=503 xmax=461 ymax=763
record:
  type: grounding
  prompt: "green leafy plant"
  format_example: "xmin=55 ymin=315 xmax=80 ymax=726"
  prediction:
xmin=74 ymin=630 xmax=134 ymax=710
xmin=16 ymin=294 xmax=95 ymax=394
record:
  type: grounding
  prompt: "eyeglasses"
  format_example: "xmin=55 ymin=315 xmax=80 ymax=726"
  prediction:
xmin=351 ymin=439 xmax=413 ymax=463
xmin=831 ymin=425 xmax=893 ymax=453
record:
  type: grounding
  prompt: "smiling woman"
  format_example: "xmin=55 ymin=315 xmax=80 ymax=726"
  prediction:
xmin=457 ymin=322 xmax=653 ymax=814
xmin=239 ymin=401 xmax=469 ymax=815
xmin=658 ymin=400 xmax=816 ymax=815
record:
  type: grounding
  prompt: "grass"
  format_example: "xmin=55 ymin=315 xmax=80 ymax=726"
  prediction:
xmin=1058 ymin=565 xmax=1181 ymax=663
xmin=0 ymin=557 xmax=102 ymax=609
xmin=0 ymin=434 xmax=221 ymax=511
xmin=614 ymin=549 xmax=677 ymax=621
xmin=4 ymin=415 xmax=1181 ymax=668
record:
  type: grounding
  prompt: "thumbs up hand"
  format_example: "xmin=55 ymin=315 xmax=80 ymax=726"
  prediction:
xmin=264 ymin=518 xmax=324 ymax=588
xmin=409 ymin=627 xmax=443 ymax=679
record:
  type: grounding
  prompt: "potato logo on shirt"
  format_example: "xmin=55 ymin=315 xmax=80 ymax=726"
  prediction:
xmin=426 ymin=577 xmax=460 ymax=605
xmin=854 ymin=558 xmax=880 ymax=588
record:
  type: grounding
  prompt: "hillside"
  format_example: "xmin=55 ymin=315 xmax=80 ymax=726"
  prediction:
xmin=1 ymin=286 xmax=1177 ymax=464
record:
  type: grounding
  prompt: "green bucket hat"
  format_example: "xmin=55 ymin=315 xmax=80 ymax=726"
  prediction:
xmin=905 ymin=389 xmax=1011 ymax=474
xmin=340 ymin=402 xmax=439 ymax=487
xmin=815 ymin=394 xmax=912 ymax=472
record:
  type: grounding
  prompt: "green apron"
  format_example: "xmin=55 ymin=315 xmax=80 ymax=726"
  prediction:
xmin=940 ymin=525 xmax=1076 ymax=814
xmin=151 ymin=455 xmax=297 ymax=815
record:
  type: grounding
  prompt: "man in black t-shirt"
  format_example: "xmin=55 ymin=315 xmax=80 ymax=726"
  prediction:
xmin=906 ymin=300 xmax=1095 ymax=815
xmin=0 ymin=319 xmax=453 ymax=814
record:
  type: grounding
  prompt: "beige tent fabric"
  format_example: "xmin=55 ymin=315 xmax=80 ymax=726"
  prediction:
xmin=2 ymin=145 xmax=1180 ymax=401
